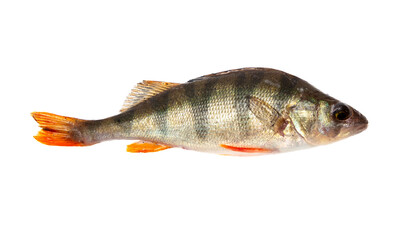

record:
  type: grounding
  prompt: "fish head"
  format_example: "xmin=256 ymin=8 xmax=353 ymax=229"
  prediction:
xmin=289 ymin=97 xmax=368 ymax=146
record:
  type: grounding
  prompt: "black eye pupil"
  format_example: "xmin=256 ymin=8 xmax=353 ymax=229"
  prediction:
xmin=336 ymin=111 xmax=348 ymax=120
xmin=333 ymin=103 xmax=351 ymax=121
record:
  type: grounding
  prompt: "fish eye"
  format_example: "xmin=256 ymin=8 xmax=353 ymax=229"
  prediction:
xmin=332 ymin=103 xmax=352 ymax=121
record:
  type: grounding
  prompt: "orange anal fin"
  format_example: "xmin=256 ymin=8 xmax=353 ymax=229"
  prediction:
xmin=220 ymin=144 xmax=277 ymax=153
xmin=127 ymin=141 xmax=172 ymax=153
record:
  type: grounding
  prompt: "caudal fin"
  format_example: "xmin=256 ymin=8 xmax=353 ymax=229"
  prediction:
xmin=32 ymin=112 xmax=87 ymax=146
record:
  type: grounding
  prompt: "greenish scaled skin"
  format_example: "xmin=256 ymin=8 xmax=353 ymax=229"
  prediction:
xmin=80 ymin=68 xmax=368 ymax=155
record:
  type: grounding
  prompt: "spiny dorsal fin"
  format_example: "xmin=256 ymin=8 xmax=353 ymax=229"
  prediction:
xmin=187 ymin=67 xmax=270 ymax=82
xmin=120 ymin=80 xmax=180 ymax=112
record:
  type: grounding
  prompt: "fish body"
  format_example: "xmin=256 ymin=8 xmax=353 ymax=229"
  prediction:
xmin=32 ymin=68 xmax=368 ymax=155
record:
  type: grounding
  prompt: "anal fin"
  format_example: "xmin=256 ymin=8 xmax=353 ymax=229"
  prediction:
xmin=127 ymin=141 xmax=172 ymax=153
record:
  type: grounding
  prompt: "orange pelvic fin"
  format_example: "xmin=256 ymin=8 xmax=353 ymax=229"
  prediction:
xmin=32 ymin=112 xmax=86 ymax=146
xmin=127 ymin=141 xmax=172 ymax=153
xmin=220 ymin=144 xmax=276 ymax=153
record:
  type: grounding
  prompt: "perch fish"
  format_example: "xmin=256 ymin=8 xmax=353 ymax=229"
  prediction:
xmin=32 ymin=68 xmax=368 ymax=155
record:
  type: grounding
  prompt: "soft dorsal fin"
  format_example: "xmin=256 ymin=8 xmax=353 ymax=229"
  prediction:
xmin=120 ymin=80 xmax=180 ymax=112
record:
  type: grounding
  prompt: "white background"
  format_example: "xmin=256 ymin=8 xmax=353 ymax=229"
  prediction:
xmin=1 ymin=0 xmax=404 ymax=239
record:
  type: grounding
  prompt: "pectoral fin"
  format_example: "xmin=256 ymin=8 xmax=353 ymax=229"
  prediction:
xmin=248 ymin=96 xmax=289 ymax=136
xmin=248 ymin=96 xmax=280 ymax=127
xmin=127 ymin=141 xmax=172 ymax=153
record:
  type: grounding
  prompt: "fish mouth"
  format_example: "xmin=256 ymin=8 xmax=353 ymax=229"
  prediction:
xmin=351 ymin=109 xmax=368 ymax=134
xmin=353 ymin=121 xmax=368 ymax=134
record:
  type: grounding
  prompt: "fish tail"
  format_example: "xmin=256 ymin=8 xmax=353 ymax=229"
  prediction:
xmin=31 ymin=112 xmax=89 ymax=146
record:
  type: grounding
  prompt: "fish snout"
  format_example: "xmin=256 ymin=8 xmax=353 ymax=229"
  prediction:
xmin=351 ymin=108 xmax=368 ymax=134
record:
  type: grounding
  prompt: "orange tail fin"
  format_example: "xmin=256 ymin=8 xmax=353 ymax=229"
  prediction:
xmin=31 ymin=112 xmax=87 ymax=146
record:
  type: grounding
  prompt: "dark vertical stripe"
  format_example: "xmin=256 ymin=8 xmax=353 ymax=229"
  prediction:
xmin=184 ymin=80 xmax=216 ymax=140
xmin=278 ymin=74 xmax=298 ymax=99
xmin=234 ymin=70 xmax=264 ymax=138
xmin=198 ymin=80 xmax=216 ymax=139
xmin=273 ymin=73 xmax=299 ymax=109
xmin=151 ymin=91 xmax=170 ymax=136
